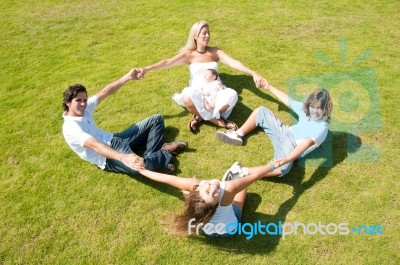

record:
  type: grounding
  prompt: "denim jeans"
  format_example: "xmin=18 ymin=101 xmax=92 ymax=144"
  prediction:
xmin=104 ymin=114 xmax=172 ymax=176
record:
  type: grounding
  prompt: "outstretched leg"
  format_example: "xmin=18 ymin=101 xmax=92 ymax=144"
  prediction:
xmin=215 ymin=107 xmax=261 ymax=146
xmin=236 ymin=106 xmax=261 ymax=136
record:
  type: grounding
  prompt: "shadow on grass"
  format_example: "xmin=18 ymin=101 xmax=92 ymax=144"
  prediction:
xmin=162 ymin=109 xmax=189 ymax=120
xmin=191 ymin=132 xmax=361 ymax=254
xmin=117 ymin=73 xmax=363 ymax=251
xmin=126 ymin=73 xmax=269 ymax=198
xmin=219 ymin=73 xmax=283 ymax=125
xmin=126 ymin=73 xmax=293 ymax=203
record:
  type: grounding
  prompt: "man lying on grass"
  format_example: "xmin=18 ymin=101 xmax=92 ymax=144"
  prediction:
xmin=62 ymin=68 xmax=187 ymax=176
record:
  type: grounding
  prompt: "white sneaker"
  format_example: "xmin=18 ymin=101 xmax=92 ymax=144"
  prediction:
xmin=216 ymin=130 xmax=243 ymax=146
xmin=222 ymin=162 xmax=246 ymax=181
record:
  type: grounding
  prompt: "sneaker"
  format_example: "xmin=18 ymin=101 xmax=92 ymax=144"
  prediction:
xmin=216 ymin=130 xmax=243 ymax=146
xmin=222 ymin=162 xmax=246 ymax=181
xmin=161 ymin=140 xmax=188 ymax=156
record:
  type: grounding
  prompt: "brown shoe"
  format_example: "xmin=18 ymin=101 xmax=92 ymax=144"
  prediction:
xmin=161 ymin=140 xmax=188 ymax=156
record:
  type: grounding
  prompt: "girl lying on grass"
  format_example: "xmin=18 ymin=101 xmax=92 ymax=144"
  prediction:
xmin=138 ymin=160 xmax=281 ymax=237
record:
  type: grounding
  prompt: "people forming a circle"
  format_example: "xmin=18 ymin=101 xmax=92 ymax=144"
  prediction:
xmin=62 ymin=20 xmax=333 ymax=238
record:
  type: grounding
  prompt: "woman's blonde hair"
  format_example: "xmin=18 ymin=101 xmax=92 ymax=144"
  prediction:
xmin=179 ymin=20 xmax=210 ymax=53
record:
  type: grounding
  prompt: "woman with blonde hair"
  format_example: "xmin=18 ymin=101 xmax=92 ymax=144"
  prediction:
xmin=139 ymin=20 xmax=263 ymax=132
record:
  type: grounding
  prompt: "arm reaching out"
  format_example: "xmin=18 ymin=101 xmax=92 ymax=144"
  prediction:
xmin=260 ymin=79 xmax=290 ymax=107
xmin=217 ymin=49 xmax=263 ymax=87
xmin=140 ymin=52 xmax=189 ymax=77
xmin=221 ymin=159 xmax=283 ymax=205
xmin=96 ymin=68 xmax=141 ymax=104
xmin=279 ymin=138 xmax=315 ymax=166
xmin=84 ymin=137 xmax=145 ymax=171
xmin=139 ymin=169 xmax=200 ymax=192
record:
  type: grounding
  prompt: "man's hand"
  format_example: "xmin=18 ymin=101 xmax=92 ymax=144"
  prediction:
xmin=128 ymin=68 xmax=141 ymax=80
xmin=120 ymin=153 xmax=145 ymax=171
xmin=96 ymin=68 xmax=142 ymax=103
xmin=136 ymin=68 xmax=146 ymax=79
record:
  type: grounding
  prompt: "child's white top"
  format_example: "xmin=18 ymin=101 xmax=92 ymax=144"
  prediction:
xmin=201 ymin=181 xmax=238 ymax=235
xmin=188 ymin=62 xmax=220 ymax=88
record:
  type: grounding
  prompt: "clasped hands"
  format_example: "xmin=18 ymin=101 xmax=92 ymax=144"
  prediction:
xmin=270 ymin=158 xmax=285 ymax=169
xmin=120 ymin=153 xmax=145 ymax=172
xmin=126 ymin=68 xmax=146 ymax=80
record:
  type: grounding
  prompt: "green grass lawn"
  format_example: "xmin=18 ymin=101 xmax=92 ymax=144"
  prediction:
xmin=1 ymin=1 xmax=399 ymax=264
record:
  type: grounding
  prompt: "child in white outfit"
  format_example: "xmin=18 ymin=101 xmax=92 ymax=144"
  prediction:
xmin=202 ymin=69 xmax=225 ymax=113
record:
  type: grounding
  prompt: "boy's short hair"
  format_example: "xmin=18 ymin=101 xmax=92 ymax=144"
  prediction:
xmin=62 ymin=84 xmax=87 ymax=111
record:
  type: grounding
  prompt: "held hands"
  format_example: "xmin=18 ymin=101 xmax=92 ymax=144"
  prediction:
xmin=267 ymin=158 xmax=285 ymax=172
xmin=126 ymin=68 xmax=146 ymax=80
xmin=120 ymin=153 xmax=145 ymax=171
xmin=260 ymin=78 xmax=270 ymax=90
xmin=273 ymin=158 xmax=286 ymax=167
xmin=136 ymin=68 xmax=147 ymax=79
xmin=127 ymin=68 xmax=142 ymax=80
xmin=252 ymin=72 xmax=264 ymax=88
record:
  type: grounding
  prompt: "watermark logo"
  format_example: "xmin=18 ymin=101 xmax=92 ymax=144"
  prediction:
xmin=188 ymin=218 xmax=383 ymax=240
xmin=286 ymin=38 xmax=382 ymax=167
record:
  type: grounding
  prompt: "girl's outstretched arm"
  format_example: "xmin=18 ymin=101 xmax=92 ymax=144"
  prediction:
xmin=260 ymin=80 xmax=290 ymax=107
xmin=281 ymin=138 xmax=315 ymax=165
xmin=221 ymin=160 xmax=282 ymax=205
xmin=139 ymin=169 xmax=199 ymax=192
